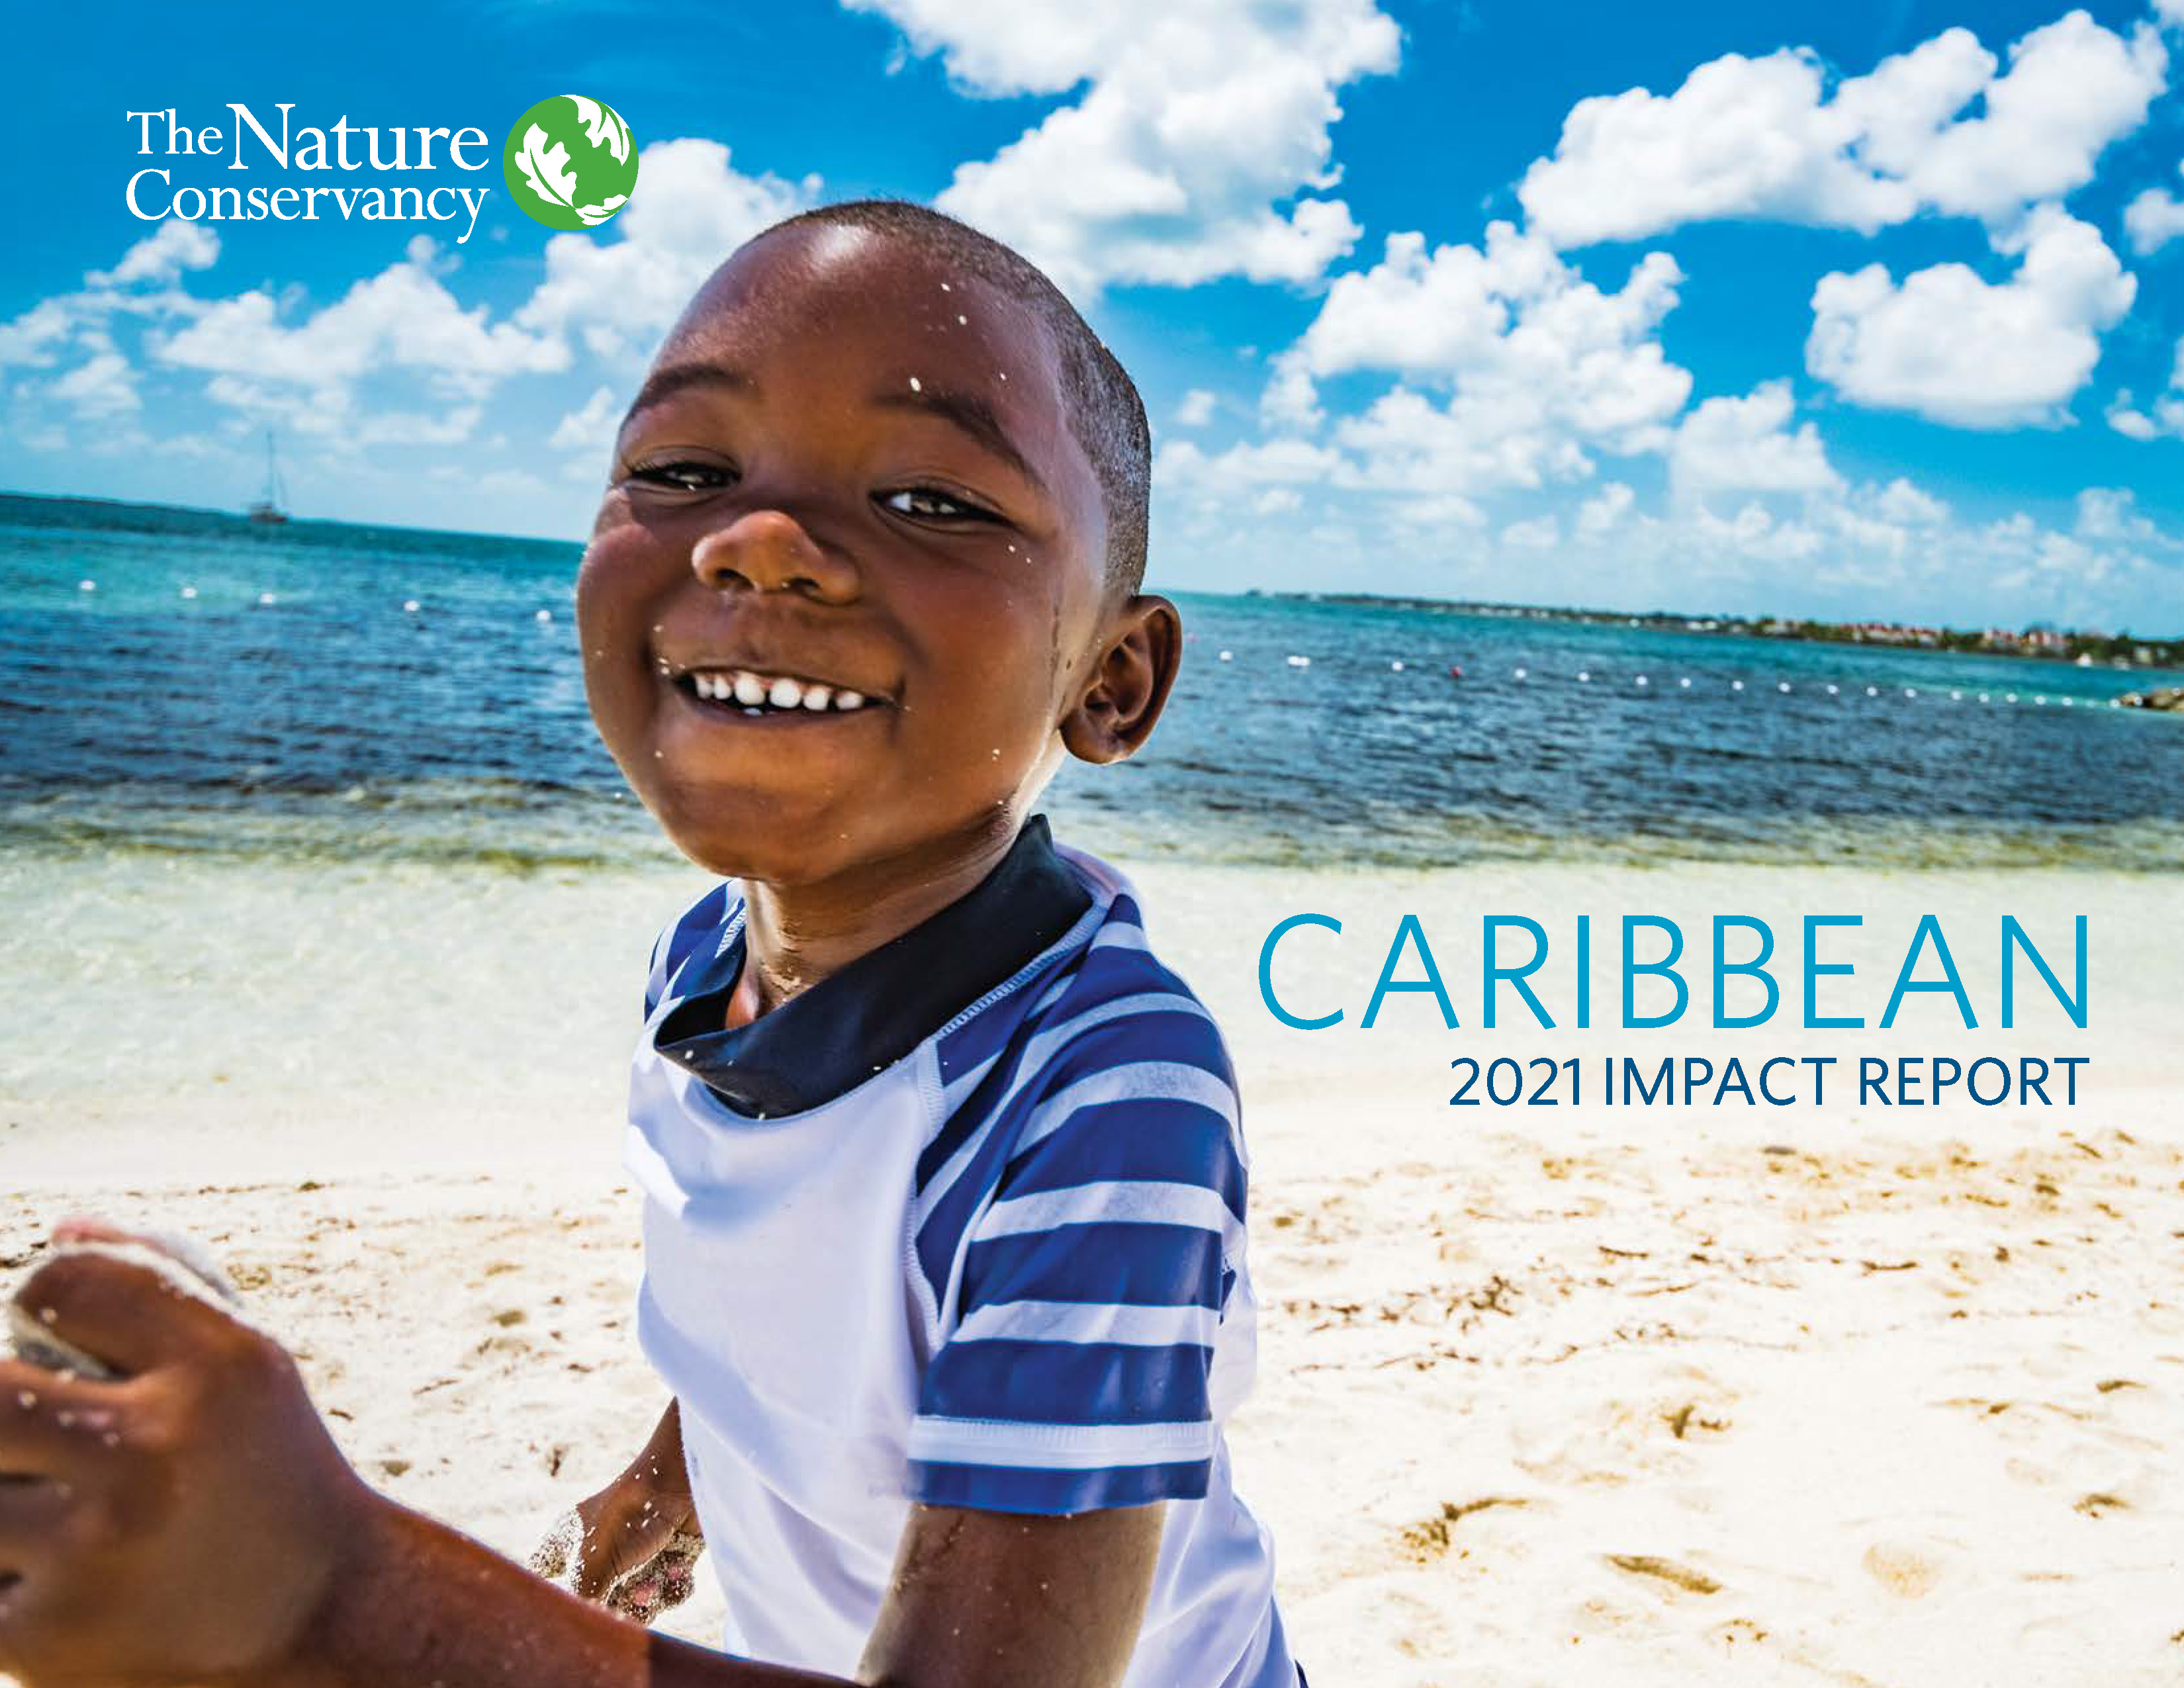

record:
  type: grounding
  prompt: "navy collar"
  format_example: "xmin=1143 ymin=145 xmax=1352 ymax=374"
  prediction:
xmin=653 ymin=816 xmax=1092 ymax=1119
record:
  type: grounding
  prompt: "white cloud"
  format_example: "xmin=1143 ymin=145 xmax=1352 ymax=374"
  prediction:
xmin=1691 ymin=500 xmax=1827 ymax=563
xmin=1383 ymin=492 xmax=1486 ymax=531
xmin=1281 ymin=225 xmax=1684 ymax=399
xmin=1163 ymin=225 xmax=1697 ymax=555
xmin=516 ymin=138 xmax=816 ymax=360
xmin=87 ymin=220 xmax=220 ymax=289
xmin=1501 ymin=514 xmax=1559 ymax=549
xmin=853 ymin=3 xmax=1175 ymax=93
xmin=1668 ymin=381 xmax=1839 ymax=503
xmin=853 ymin=0 xmax=1400 ymax=293
xmin=1890 ymin=13 xmax=2167 ymax=224
xmin=1805 ymin=207 xmax=2134 ymax=428
xmin=2159 ymin=0 xmax=2184 ymax=29
xmin=1521 ymin=47 xmax=1927 ymax=246
xmin=1329 ymin=384 xmax=1593 ymax=495
xmin=1551 ymin=473 xmax=2175 ymax=626
xmin=0 ymin=301 xmax=73 ymax=370
xmin=1260 ymin=357 xmax=1322 ymax=432
xmin=1161 ymin=364 xmax=2175 ymax=626
xmin=2 ymin=224 xmax=222 ymax=379
xmin=549 ymin=384 xmax=623 ymax=455
xmin=199 ymin=375 xmax=483 ymax=445
xmin=1155 ymin=435 xmax=1345 ymax=498
xmin=1173 ymin=389 xmax=1217 ymax=428
xmin=1576 ymin=481 xmax=1635 ymax=537
xmin=1874 ymin=476 xmax=1951 ymax=525
xmin=1262 ymin=224 xmax=1691 ymax=488
xmin=2124 ymin=163 xmax=2184 ymax=254
xmin=2074 ymin=485 xmax=2169 ymax=544
xmin=48 ymin=350 xmax=141 ymax=418
xmin=158 ymin=246 xmax=567 ymax=394
xmin=1519 ymin=13 xmax=2167 ymax=247
xmin=2107 ymin=336 xmax=2184 ymax=440
xmin=2107 ymin=395 xmax=2162 ymax=440
xmin=349 ymin=405 xmax=482 ymax=446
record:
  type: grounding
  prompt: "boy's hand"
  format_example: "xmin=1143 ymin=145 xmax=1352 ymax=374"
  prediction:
xmin=535 ymin=1398 xmax=702 ymax=1620
xmin=0 ymin=1238 xmax=377 ymax=1687
xmin=564 ymin=1472 xmax=703 ymax=1616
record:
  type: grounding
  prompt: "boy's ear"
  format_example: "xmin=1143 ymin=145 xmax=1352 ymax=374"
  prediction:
xmin=1060 ymin=594 xmax=1183 ymax=766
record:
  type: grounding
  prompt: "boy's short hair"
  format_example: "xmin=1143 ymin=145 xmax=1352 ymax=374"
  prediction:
xmin=761 ymin=199 xmax=1152 ymax=598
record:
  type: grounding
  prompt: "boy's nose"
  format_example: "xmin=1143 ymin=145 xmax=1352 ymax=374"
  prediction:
xmin=690 ymin=508 xmax=859 ymax=602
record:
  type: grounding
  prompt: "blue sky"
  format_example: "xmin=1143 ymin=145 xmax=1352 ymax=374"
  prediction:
xmin=5 ymin=0 xmax=2183 ymax=629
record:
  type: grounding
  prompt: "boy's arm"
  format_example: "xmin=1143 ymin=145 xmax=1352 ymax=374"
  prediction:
xmin=313 ymin=1493 xmax=1159 ymax=1688
xmin=852 ymin=1501 xmax=1163 ymax=1688
xmin=0 ymin=1248 xmax=1165 ymax=1688
xmin=562 ymin=1397 xmax=702 ymax=1607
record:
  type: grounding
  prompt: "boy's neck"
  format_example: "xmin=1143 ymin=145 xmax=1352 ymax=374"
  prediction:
xmin=727 ymin=814 xmax=1026 ymax=1025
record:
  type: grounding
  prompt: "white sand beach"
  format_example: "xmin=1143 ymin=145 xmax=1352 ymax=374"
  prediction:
xmin=3 ymin=851 xmax=2180 ymax=1686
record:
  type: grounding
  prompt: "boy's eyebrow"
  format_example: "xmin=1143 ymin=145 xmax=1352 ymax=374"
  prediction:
xmin=621 ymin=363 xmax=752 ymax=426
xmin=872 ymin=383 xmax=1048 ymax=496
xmin=621 ymin=363 xmax=1049 ymax=498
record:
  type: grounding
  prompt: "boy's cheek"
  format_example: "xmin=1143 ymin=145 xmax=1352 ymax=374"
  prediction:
xmin=574 ymin=541 xmax=662 ymax=675
xmin=584 ymin=486 xmax=636 ymax=541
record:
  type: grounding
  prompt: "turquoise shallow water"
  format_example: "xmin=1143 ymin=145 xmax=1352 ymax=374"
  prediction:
xmin=5 ymin=492 xmax=2182 ymax=871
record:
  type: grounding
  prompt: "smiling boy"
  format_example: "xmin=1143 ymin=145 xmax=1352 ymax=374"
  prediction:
xmin=0 ymin=202 xmax=1299 ymax=1688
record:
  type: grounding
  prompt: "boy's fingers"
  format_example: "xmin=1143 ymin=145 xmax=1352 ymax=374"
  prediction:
xmin=0 ymin=1361 xmax=125 ymax=1479
xmin=0 ymin=1363 xmax=111 ymax=1468
xmin=11 ymin=1251 xmax=246 ymax=1378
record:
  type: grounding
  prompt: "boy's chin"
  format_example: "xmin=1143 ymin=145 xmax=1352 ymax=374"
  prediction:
xmin=644 ymin=784 xmax=1032 ymax=888
xmin=645 ymin=794 xmax=864 ymax=885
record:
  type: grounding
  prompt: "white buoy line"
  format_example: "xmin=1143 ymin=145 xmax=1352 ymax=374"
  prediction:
xmin=75 ymin=584 xmax=580 ymax=624
xmin=1242 ymin=646 xmax=2126 ymax=710
xmin=69 ymin=589 xmax=2152 ymax=713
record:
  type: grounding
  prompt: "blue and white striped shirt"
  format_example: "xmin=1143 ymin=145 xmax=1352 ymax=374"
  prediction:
xmin=623 ymin=819 xmax=1293 ymax=1685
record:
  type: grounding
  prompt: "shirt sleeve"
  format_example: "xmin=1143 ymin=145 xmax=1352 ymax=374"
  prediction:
xmin=907 ymin=1007 xmax=1249 ymax=1515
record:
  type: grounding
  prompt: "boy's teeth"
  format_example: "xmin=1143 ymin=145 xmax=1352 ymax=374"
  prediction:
xmin=687 ymin=669 xmax=872 ymax=712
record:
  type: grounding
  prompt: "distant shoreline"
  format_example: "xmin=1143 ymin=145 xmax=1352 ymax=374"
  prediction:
xmin=1262 ymin=590 xmax=2184 ymax=671
xmin=4 ymin=487 xmax=2177 ymax=664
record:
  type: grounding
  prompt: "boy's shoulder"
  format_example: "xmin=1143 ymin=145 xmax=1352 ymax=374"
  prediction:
xmin=917 ymin=844 xmax=1245 ymax=1234
xmin=938 ymin=841 xmax=1234 ymax=1094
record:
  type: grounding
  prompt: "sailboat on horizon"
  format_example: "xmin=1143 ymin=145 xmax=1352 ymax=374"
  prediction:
xmin=246 ymin=429 xmax=289 ymax=525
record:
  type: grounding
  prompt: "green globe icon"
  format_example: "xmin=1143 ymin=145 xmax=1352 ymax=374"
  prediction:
xmin=502 ymin=95 xmax=639 ymax=231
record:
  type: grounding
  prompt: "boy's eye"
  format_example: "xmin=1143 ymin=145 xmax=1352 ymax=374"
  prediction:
xmin=880 ymin=487 xmax=1001 ymax=524
xmin=628 ymin=459 xmax=735 ymax=494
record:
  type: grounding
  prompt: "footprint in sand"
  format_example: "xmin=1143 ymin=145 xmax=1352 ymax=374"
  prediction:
xmin=1605 ymin=1554 xmax=1721 ymax=1595
xmin=1862 ymin=1540 xmax=1945 ymax=1599
xmin=1398 ymin=1496 xmax=1532 ymax=1562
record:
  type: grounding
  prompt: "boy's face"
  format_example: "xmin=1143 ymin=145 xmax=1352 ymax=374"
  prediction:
xmin=578 ymin=224 xmax=1153 ymax=884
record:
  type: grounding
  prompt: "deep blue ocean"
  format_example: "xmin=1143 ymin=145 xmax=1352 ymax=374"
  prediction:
xmin=5 ymin=493 xmax=2181 ymax=870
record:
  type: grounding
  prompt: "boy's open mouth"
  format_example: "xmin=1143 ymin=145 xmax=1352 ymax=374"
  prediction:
xmin=673 ymin=666 xmax=883 ymax=719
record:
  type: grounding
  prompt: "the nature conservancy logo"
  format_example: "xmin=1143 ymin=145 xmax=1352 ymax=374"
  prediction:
xmin=502 ymin=95 xmax=638 ymax=230
xmin=120 ymin=98 xmax=639 ymax=244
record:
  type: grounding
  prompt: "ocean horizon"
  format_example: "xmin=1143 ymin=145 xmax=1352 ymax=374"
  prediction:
xmin=6 ymin=489 xmax=2183 ymax=874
